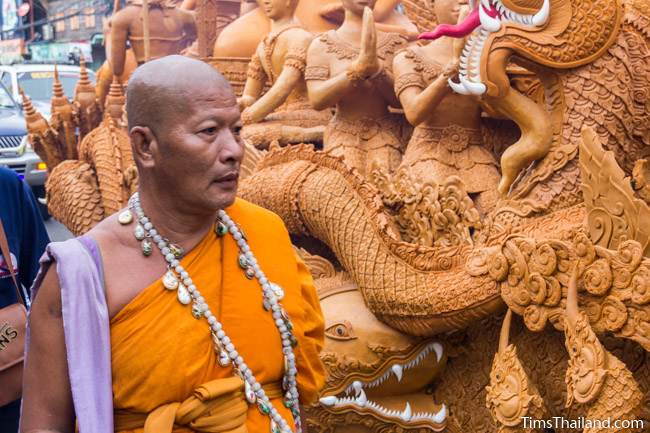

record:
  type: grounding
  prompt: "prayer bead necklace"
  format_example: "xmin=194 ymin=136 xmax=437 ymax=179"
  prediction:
xmin=120 ymin=193 xmax=302 ymax=433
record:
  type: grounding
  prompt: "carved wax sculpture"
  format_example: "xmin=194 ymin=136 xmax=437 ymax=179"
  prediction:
xmin=305 ymin=6 xmax=409 ymax=177
xmin=42 ymin=77 xmax=137 ymax=236
xmin=96 ymin=9 xmax=138 ymax=107
xmin=214 ymin=0 xmax=418 ymax=58
xmin=564 ymin=266 xmax=643 ymax=432
xmin=238 ymin=0 xmax=330 ymax=149
xmin=393 ymin=0 xmax=500 ymax=214
xmin=486 ymin=309 xmax=547 ymax=433
xmin=23 ymin=62 xmax=102 ymax=170
xmin=419 ymin=0 xmax=649 ymax=201
xmin=580 ymin=127 xmax=650 ymax=256
xmin=109 ymin=0 xmax=197 ymax=76
xmin=307 ymin=272 xmax=448 ymax=432
xmin=371 ymin=168 xmax=483 ymax=247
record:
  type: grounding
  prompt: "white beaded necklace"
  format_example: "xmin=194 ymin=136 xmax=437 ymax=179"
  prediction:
xmin=119 ymin=193 xmax=302 ymax=433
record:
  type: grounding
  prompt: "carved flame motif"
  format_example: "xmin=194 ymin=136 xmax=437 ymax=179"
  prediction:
xmin=563 ymin=267 xmax=644 ymax=432
xmin=580 ymin=126 xmax=650 ymax=255
xmin=371 ymin=166 xmax=482 ymax=247
xmin=564 ymin=312 xmax=608 ymax=406
xmin=486 ymin=310 xmax=547 ymax=432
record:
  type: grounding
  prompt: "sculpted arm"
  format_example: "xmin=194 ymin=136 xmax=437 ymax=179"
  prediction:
xmin=109 ymin=9 xmax=131 ymax=77
xmin=180 ymin=9 xmax=198 ymax=42
xmin=371 ymin=64 xmax=401 ymax=108
xmin=394 ymin=52 xmax=456 ymax=126
xmin=243 ymin=39 xmax=311 ymax=123
xmin=307 ymin=7 xmax=380 ymax=110
xmin=21 ymin=267 xmax=75 ymax=433
xmin=305 ymin=39 xmax=354 ymax=110
xmin=239 ymin=50 xmax=267 ymax=110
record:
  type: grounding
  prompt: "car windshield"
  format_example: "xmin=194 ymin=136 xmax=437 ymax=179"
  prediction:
xmin=17 ymin=70 xmax=89 ymax=102
xmin=0 ymin=81 xmax=16 ymax=108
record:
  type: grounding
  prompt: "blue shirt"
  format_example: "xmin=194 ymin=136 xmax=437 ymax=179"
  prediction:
xmin=0 ymin=167 xmax=50 ymax=308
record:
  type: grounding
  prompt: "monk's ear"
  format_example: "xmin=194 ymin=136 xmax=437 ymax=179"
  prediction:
xmin=130 ymin=126 xmax=157 ymax=169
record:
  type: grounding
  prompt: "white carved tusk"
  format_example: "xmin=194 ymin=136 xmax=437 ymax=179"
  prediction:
xmin=460 ymin=75 xmax=487 ymax=95
xmin=433 ymin=404 xmax=447 ymax=423
xmin=400 ymin=402 xmax=413 ymax=421
xmin=320 ymin=396 xmax=338 ymax=406
xmin=479 ymin=4 xmax=502 ymax=32
xmin=391 ymin=364 xmax=404 ymax=382
xmin=433 ymin=342 xmax=444 ymax=362
xmin=532 ymin=0 xmax=550 ymax=26
xmin=448 ymin=78 xmax=471 ymax=95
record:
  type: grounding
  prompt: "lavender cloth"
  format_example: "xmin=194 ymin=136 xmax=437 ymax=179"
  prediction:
xmin=25 ymin=237 xmax=113 ymax=433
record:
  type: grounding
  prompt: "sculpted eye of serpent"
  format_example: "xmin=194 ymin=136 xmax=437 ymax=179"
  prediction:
xmin=326 ymin=321 xmax=357 ymax=341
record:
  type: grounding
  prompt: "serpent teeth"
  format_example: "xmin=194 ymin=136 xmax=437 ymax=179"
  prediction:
xmin=391 ymin=364 xmax=404 ymax=382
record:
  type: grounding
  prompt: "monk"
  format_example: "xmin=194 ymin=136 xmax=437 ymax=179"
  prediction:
xmin=21 ymin=56 xmax=325 ymax=433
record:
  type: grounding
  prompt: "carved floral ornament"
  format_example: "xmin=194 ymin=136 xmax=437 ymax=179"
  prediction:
xmin=470 ymin=231 xmax=650 ymax=350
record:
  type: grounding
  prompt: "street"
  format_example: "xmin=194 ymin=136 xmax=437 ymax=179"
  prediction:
xmin=45 ymin=217 xmax=73 ymax=242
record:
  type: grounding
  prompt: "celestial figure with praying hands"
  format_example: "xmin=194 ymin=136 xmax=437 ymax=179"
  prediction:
xmin=238 ymin=0 xmax=330 ymax=149
xmin=305 ymin=4 xmax=409 ymax=177
xmin=392 ymin=0 xmax=500 ymax=213
xmin=20 ymin=55 xmax=325 ymax=433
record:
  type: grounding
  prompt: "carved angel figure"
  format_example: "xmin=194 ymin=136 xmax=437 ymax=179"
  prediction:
xmin=237 ymin=0 xmax=330 ymax=149
xmin=305 ymin=5 xmax=409 ymax=177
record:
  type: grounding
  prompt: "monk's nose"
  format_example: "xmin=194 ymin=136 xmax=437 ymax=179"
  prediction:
xmin=219 ymin=131 xmax=244 ymax=164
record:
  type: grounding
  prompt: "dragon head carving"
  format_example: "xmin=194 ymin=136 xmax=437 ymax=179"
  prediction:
xmin=308 ymin=276 xmax=448 ymax=432
xmin=420 ymin=0 xmax=622 ymax=97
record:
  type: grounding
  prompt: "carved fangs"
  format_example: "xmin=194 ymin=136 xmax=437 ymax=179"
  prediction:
xmin=449 ymin=0 xmax=550 ymax=95
xmin=319 ymin=342 xmax=446 ymax=426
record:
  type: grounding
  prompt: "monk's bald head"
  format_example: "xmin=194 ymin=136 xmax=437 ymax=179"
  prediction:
xmin=126 ymin=55 xmax=234 ymax=135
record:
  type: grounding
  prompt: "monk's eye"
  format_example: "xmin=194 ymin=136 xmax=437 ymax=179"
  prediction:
xmin=201 ymin=126 xmax=218 ymax=135
xmin=325 ymin=321 xmax=357 ymax=341
xmin=231 ymin=125 xmax=243 ymax=137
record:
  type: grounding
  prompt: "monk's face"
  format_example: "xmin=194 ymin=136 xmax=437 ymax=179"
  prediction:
xmin=341 ymin=0 xmax=377 ymax=16
xmin=151 ymin=82 xmax=244 ymax=213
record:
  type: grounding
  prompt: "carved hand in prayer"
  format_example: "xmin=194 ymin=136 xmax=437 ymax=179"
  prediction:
xmin=442 ymin=59 xmax=460 ymax=80
xmin=350 ymin=7 xmax=381 ymax=80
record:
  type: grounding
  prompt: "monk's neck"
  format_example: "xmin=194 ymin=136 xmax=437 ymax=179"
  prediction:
xmin=270 ymin=15 xmax=297 ymax=33
xmin=137 ymin=190 xmax=217 ymax=252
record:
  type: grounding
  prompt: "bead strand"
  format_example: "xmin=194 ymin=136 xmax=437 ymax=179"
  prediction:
xmin=127 ymin=193 xmax=301 ymax=433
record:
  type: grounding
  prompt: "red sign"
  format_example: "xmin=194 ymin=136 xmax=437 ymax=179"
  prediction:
xmin=17 ymin=2 xmax=29 ymax=17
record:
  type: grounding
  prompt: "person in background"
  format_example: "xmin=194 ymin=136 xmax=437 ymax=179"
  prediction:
xmin=0 ymin=167 xmax=50 ymax=433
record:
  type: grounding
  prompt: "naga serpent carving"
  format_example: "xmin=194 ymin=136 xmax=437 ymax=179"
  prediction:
xmin=418 ymin=0 xmax=649 ymax=199
xmin=24 ymin=72 xmax=137 ymax=236
xmin=34 ymin=0 xmax=650 ymax=430
xmin=305 ymin=272 xmax=448 ymax=432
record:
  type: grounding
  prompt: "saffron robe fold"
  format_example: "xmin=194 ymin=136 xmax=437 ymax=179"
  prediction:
xmin=29 ymin=198 xmax=325 ymax=433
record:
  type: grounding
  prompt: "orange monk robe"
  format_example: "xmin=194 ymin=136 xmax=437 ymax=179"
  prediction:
xmin=110 ymin=199 xmax=325 ymax=432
